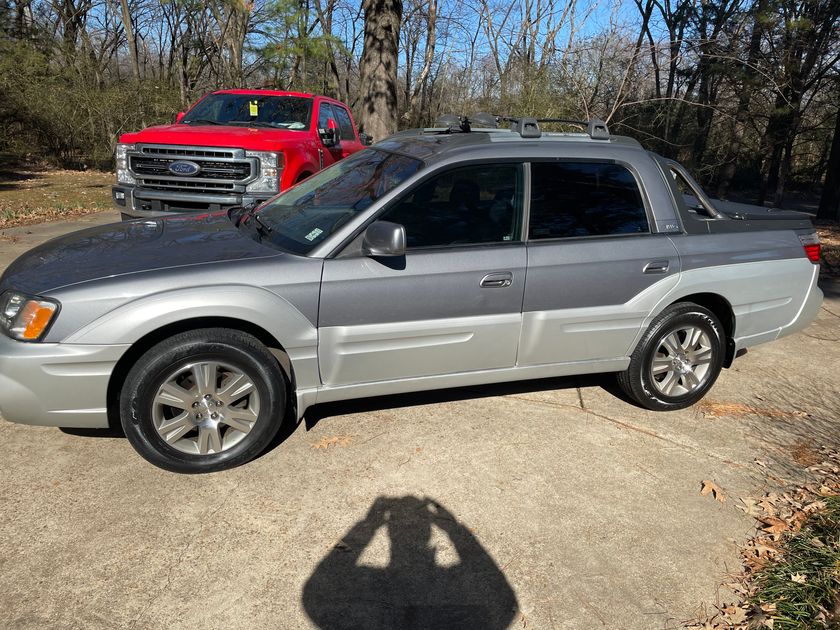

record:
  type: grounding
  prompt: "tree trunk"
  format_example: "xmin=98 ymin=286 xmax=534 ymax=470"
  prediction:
xmin=817 ymin=104 xmax=840 ymax=221
xmin=118 ymin=0 xmax=141 ymax=80
xmin=717 ymin=0 xmax=767 ymax=199
xmin=408 ymin=0 xmax=436 ymax=127
xmin=358 ymin=0 xmax=403 ymax=141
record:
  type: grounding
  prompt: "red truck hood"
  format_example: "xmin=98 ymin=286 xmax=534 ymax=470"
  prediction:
xmin=119 ymin=123 xmax=310 ymax=151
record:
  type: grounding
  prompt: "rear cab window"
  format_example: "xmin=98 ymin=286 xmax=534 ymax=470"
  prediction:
xmin=665 ymin=162 xmax=721 ymax=221
xmin=528 ymin=162 xmax=650 ymax=239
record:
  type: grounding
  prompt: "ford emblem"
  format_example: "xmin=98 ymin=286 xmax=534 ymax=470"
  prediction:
xmin=168 ymin=160 xmax=201 ymax=176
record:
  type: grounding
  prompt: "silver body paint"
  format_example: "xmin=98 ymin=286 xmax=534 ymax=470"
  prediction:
xmin=0 ymin=132 xmax=823 ymax=428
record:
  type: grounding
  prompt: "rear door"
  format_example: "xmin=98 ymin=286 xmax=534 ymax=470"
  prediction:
xmin=518 ymin=161 xmax=681 ymax=365
xmin=318 ymin=162 xmax=527 ymax=386
xmin=330 ymin=103 xmax=363 ymax=158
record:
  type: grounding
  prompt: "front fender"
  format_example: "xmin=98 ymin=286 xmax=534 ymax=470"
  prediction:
xmin=64 ymin=285 xmax=320 ymax=392
xmin=65 ymin=285 xmax=316 ymax=347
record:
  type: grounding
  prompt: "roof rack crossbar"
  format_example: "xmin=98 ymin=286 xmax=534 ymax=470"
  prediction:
xmin=421 ymin=114 xmax=611 ymax=140
xmin=501 ymin=116 xmax=610 ymax=140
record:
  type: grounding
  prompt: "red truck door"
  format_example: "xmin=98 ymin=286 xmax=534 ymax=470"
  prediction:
xmin=330 ymin=103 xmax=363 ymax=158
xmin=316 ymin=102 xmax=344 ymax=169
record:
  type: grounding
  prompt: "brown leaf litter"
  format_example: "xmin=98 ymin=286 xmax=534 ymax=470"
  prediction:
xmin=686 ymin=447 xmax=840 ymax=629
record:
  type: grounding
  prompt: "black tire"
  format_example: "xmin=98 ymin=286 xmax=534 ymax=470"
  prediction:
xmin=119 ymin=328 xmax=287 ymax=473
xmin=617 ymin=303 xmax=725 ymax=411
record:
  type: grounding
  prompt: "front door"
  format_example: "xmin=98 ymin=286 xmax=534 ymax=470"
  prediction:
xmin=318 ymin=163 xmax=527 ymax=386
xmin=316 ymin=102 xmax=343 ymax=169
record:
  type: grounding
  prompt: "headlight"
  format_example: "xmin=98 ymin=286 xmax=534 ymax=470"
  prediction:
xmin=0 ymin=291 xmax=60 ymax=341
xmin=116 ymin=143 xmax=136 ymax=185
xmin=245 ymin=151 xmax=283 ymax=193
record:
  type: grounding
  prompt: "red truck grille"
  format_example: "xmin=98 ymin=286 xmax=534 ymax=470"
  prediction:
xmin=129 ymin=144 xmax=256 ymax=194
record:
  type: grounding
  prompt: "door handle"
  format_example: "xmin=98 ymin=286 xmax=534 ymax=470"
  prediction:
xmin=643 ymin=260 xmax=670 ymax=274
xmin=480 ymin=272 xmax=513 ymax=288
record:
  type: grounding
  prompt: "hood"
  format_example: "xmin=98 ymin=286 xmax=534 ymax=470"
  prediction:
xmin=120 ymin=123 xmax=312 ymax=152
xmin=0 ymin=212 xmax=281 ymax=295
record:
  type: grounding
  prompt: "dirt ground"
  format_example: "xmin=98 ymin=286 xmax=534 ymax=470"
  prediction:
xmin=0 ymin=212 xmax=838 ymax=629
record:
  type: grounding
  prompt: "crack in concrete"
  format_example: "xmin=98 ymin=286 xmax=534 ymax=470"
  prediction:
xmin=128 ymin=479 xmax=242 ymax=630
xmin=503 ymin=394 xmax=752 ymax=472
xmin=801 ymin=331 xmax=839 ymax=342
xmin=820 ymin=305 xmax=840 ymax=319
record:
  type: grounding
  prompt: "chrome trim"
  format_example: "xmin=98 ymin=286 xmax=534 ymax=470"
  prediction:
xmin=127 ymin=144 xmax=258 ymax=194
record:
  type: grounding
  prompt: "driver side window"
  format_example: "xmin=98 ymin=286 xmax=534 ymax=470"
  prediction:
xmin=380 ymin=164 xmax=524 ymax=249
xmin=318 ymin=103 xmax=335 ymax=134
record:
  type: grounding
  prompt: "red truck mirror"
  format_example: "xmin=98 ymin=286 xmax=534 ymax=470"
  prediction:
xmin=319 ymin=118 xmax=340 ymax=148
xmin=176 ymin=111 xmax=186 ymax=123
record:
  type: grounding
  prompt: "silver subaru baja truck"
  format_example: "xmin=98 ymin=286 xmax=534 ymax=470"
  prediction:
xmin=0 ymin=117 xmax=823 ymax=472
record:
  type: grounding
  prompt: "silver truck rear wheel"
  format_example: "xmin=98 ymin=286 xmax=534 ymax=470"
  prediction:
xmin=617 ymin=303 xmax=725 ymax=411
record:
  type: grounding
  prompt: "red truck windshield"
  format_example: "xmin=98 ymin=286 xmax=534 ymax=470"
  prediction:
xmin=181 ymin=94 xmax=313 ymax=130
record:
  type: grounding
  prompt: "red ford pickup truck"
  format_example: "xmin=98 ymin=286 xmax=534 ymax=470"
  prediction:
xmin=112 ymin=89 xmax=368 ymax=220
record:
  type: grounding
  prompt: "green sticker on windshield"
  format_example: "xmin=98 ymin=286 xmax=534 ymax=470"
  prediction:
xmin=305 ymin=228 xmax=324 ymax=241
xmin=249 ymin=100 xmax=258 ymax=117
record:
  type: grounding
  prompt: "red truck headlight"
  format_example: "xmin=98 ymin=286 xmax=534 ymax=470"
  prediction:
xmin=116 ymin=144 xmax=136 ymax=184
xmin=245 ymin=151 xmax=283 ymax=194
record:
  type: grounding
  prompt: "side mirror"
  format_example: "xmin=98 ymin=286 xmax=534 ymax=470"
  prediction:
xmin=176 ymin=111 xmax=186 ymax=123
xmin=359 ymin=132 xmax=374 ymax=146
xmin=319 ymin=118 xmax=340 ymax=147
xmin=362 ymin=221 xmax=406 ymax=257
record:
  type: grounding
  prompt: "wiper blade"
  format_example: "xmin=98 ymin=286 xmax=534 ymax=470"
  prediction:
xmin=253 ymin=213 xmax=273 ymax=234
xmin=222 ymin=120 xmax=282 ymax=128
xmin=183 ymin=118 xmax=222 ymax=125
xmin=233 ymin=204 xmax=273 ymax=237
xmin=246 ymin=121 xmax=281 ymax=128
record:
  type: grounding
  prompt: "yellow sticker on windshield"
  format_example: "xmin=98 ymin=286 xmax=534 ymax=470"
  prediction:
xmin=249 ymin=100 xmax=258 ymax=117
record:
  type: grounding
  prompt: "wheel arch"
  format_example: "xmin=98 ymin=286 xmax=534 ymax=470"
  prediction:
xmin=106 ymin=316 xmax=298 ymax=431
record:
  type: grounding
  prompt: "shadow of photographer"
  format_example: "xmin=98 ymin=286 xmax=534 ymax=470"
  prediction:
xmin=302 ymin=495 xmax=518 ymax=630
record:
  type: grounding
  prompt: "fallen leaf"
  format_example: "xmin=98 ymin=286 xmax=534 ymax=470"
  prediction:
xmin=738 ymin=498 xmax=763 ymax=517
xmin=311 ymin=435 xmax=354 ymax=449
xmin=720 ymin=604 xmax=748 ymax=623
xmin=791 ymin=572 xmax=807 ymax=584
xmin=760 ymin=517 xmax=789 ymax=535
xmin=701 ymin=479 xmax=726 ymax=503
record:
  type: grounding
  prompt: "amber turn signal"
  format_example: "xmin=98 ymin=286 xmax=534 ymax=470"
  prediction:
xmin=18 ymin=301 xmax=58 ymax=340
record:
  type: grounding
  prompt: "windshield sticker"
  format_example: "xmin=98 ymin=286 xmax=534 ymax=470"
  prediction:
xmin=249 ymin=100 xmax=259 ymax=117
xmin=304 ymin=228 xmax=324 ymax=241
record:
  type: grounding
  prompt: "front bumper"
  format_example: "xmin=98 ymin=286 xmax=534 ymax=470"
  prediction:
xmin=113 ymin=185 xmax=271 ymax=220
xmin=0 ymin=333 xmax=129 ymax=428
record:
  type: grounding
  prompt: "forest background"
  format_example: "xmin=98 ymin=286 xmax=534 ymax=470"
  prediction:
xmin=0 ymin=0 xmax=838 ymax=216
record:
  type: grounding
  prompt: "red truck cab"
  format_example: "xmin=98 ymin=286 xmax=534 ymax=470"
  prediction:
xmin=112 ymin=90 xmax=369 ymax=220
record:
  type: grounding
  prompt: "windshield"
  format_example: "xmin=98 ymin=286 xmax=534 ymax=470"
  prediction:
xmin=181 ymin=94 xmax=313 ymax=129
xmin=241 ymin=149 xmax=424 ymax=255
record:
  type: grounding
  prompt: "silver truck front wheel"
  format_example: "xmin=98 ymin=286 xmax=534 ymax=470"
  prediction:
xmin=120 ymin=328 xmax=287 ymax=473
xmin=152 ymin=361 xmax=261 ymax=455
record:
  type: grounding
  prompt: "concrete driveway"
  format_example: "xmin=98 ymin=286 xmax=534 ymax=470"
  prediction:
xmin=1 ymin=212 xmax=838 ymax=629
